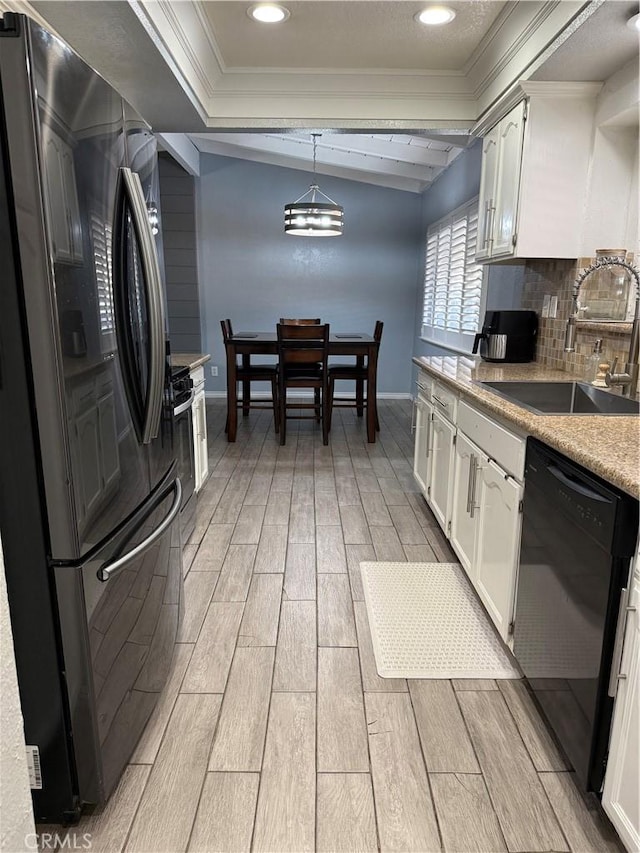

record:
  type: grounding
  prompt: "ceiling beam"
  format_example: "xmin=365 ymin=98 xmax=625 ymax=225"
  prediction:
xmin=190 ymin=132 xmax=437 ymax=185
xmin=188 ymin=136 xmax=429 ymax=193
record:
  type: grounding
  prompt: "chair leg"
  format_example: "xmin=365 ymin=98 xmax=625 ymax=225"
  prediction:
xmin=327 ymin=376 xmax=334 ymax=433
xmin=321 ymin=381 xmax=329 ymax=446
xmin=356 ymin=377 xmax=364 ymax=417
xmin=271 ymin=376 xmax=280 ymax=433
xmin=314 ymin=387 xmax=321 ymax=423
xmin=279 ymin=383 xmax=287 ymax=445
xmin=242 ymin=380 xmax=250 ymax=417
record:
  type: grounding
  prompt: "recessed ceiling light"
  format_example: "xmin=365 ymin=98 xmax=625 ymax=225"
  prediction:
xmin=627 ymin=12 xmax=640 ymax=31
xmin=415 ymin=6 xmax=456 ymax=26
xmin=248 ymin=3 xmax=290 ymax=23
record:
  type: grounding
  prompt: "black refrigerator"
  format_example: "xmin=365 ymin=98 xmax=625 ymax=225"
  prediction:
xmin=0 ymin=14 xmax=182 ymax=822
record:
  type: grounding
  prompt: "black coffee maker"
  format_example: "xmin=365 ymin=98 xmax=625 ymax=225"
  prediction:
xmin=472 ymin=310 xmax=538 ymax=363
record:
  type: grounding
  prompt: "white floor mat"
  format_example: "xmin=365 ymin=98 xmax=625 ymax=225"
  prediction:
xmin=360 ymin=561 xmax=521 ymax=679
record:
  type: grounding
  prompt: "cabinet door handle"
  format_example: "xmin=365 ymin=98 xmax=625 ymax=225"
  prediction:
xmin=469 ymin=456 xmax=481 ymax=519
xmin=466 ymin=453 xmax=475 ymax=514
xmin=432 ymin=395 xmax=448 ymax=409
xmin=488 ymin=203 xmax=496 ymax=247
xmin=482 ymin=199 xmax=492 ymax=249
xmin=608 ymin=588 xmax=633 ymax=698
xmin=411 ymin=399 xmax=417 ymax=434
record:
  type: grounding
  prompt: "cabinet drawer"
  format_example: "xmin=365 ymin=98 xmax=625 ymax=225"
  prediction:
xmin=415 ymin=371 xmax=432 ymax=398
xmin=71 ymin=377 xmax=96 ymax=416
xmin=95 ymin=371 xmax=114 ymax=400
xmin=190 ymin=365 xmax=205 ymax=390
xmin=431 ymin=381 xmax=457 ymax=422
xmin=458 ymin=400 xmax=525 ymax=480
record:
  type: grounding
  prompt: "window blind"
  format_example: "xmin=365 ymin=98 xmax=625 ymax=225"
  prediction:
xmin=422 ymin=197 xmax=485 ymax=352
xmin=90 ymin=211 xmax=114 ymax=336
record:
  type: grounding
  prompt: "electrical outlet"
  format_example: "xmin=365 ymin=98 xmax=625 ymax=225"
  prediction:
xmin=542 ymin=295 xmax=551 ymax=318
xmin=549 ymin=296 xmax=558 ymax=319
xmin=210 ymin=365 xmax=218 ymax=377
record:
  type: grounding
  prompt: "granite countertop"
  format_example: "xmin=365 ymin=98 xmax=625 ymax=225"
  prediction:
xmin=413 ymin=356 xmax=640 ymax=499
xmin=171 ymin=352 xmax=211 ymax=371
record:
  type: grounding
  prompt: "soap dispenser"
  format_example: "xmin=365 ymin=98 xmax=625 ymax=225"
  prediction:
xmin=585 ymin=339 xmax=606 ymax=385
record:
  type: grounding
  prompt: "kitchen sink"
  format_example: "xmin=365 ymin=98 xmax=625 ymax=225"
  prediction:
xmin=476 ymin=380 xmax=640 ymax=415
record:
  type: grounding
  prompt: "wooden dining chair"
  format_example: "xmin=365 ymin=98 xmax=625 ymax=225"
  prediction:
xmin=220 ymin=319 xmax=279 ymax=433
xmin=279 ymin=319 xmax=322 ymax=417
xmin=276 ymin=323 xmax=330 ymax=445
xmin=327 ymin=321 xmax=383 ymax=432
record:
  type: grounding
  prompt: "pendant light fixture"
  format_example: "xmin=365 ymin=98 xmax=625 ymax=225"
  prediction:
xmin=284 ymin=134 xmax=344 ymax=237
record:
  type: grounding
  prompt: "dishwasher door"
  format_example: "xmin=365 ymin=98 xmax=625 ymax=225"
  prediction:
xmin=513 ymin=438 xmax=637 ymax=793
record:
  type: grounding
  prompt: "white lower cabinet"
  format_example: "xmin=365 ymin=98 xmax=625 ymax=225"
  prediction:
xmin=413 ymin=391 xmax=432 ymax=496
xmin=69 ymin=368 xmax=121 ymax=530
xmin=450 ymin=431 xmax=480 ymax=576
xmin=193 ymin=389 xmax=208 ymax=492
xmin=190 ymin=365 xmax=209 ymax=492
xmin=414 ymin=373 xmax=525 ymax=643
xmin=451 ymin=433 xmax=523 ymax=642
xmin=473 ymin=460 xmax=523 ymax=641
xmin=603 ymin=570 xmax=640 ymax=853
xmin=427 ymin=409 xmax=456 ymax=533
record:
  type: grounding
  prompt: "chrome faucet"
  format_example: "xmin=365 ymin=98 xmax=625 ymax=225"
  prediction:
xmin=564 ymin=256 xmax=640 ymax=397
xmin=606 ymin=287 xmax=639 ymax=396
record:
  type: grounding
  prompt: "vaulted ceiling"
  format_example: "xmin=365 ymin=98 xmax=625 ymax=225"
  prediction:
xmin=5 ymin=0 xmax=639 ymax=191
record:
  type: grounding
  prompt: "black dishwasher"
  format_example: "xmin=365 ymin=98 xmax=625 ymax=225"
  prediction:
xmin=513 ymin=438 xmax=638 ymax=793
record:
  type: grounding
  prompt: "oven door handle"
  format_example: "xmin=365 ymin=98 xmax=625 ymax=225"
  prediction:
xmin=174 ymin=389 xmax=195 ymax=417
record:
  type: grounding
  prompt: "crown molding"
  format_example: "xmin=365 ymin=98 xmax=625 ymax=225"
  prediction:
xmin=128 ymin=0 xmax=222 ymax=110
xmin=472 ymin=80 xmax=602 ymax=136
xmin=470 ymin=1 xmax=564 ymax=100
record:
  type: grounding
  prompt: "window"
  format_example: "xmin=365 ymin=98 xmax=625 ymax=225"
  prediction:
xmin=90 ymin=211 xmax=115 ymax=351
xmin=421 ymin=197 xmax=485 ymax=353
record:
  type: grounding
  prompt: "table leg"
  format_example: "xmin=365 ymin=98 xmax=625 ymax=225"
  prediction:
xmin=366 ymin=344 xmax=378 ymax=443
xmin=242 ymin=354 xmax=250 ymax=416
xmin=226 ymin=345 xmax=238 ymax=442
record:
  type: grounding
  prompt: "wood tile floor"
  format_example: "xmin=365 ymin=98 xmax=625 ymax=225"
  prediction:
xmin=41 ymin=400 xmax=622 ymax=852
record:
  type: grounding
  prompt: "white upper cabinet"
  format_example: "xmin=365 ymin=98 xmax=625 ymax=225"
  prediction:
xmin=476 ymin=101 xmax=526 ymax=261
xmin=42 ymin=126 xmax=83 ymax=264
xmin=474 ymin=82 xmax=601 ymax=262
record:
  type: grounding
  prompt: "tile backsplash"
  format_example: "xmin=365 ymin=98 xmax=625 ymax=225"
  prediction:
xmin=521 ymin=259 xmax=633 ymax=378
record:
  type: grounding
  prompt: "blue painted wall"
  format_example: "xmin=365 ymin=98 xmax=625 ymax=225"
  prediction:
xmin=196 ymin=154 xmax=423 ymax=395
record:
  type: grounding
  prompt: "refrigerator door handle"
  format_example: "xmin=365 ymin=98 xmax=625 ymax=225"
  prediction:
xmin=97 ymin=478 xmax=182 ymax=582
xmin=119 ymin=167 xmax=166 ymax=445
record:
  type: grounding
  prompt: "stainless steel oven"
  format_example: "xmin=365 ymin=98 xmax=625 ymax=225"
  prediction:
xmin=171 ymin=366 xmax=196 ymax=541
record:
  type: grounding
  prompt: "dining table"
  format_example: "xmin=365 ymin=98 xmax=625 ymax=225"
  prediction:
xmin=224 ymin=330 xmax=380 ymax=443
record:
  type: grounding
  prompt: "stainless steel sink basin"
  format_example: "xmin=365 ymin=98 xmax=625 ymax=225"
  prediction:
xmin=477 ymin=380 xmax=640 ymax=415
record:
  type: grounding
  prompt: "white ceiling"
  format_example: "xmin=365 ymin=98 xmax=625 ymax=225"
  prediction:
xmin=201 ymin=1 xmax=505 ymax=71
xmin=8 ymin=0 xmax=640 ymax=192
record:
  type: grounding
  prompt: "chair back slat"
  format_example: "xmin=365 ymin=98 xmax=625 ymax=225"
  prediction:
xmin=279 ymin=317 xmax=321 ymax=325
xmin=277 ymin=323 xmax=330 ymax=367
